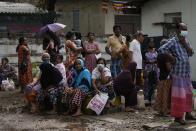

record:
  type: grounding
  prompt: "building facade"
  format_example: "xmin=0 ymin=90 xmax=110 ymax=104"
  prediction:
xmin=55 ymin=0 xmax=115 ymax=36
xmin=142 ymin=0 xmax=196 ymax=81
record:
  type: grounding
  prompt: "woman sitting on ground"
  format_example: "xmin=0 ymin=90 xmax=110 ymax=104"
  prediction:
xmin=62 ymin=58 xmax=92 ymax=116
xmin=37 ymin=53 xmax=64 ymax=114
xmin=92 ymin=58 xmax=114 ymax=100
xmin=25 ymin=53 xmax=67 ymax=113
xmin=0 ymin=57 xmax=18 ymax=85
xmin=113 ymin=46 xmax=137 ymax=112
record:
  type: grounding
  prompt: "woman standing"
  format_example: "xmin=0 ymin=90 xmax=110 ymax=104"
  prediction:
xmin=65 ymin=32 xmax=83 ymax=69
xmin=16 ymin=37 xmax=33 ymax=92
xmin=144 ymin=39 xmax=158 ymax=104
xmin=44 ymin=36 xmax=57 ymax=64
xmin=84 ymin=32 xmax=100 ymax=72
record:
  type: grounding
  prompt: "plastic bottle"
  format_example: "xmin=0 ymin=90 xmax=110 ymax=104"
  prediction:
xmin=137 ymin=90 xmax=145 ymax=109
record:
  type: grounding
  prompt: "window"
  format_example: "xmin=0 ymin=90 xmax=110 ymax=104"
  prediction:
xmin=163 ymin=12 xmax=182 ymax=37
xmin=72 ymin=10 xmax=80 ymax=31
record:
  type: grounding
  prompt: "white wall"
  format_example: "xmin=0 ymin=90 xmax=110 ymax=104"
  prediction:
xmin=0 ymin=39 xmax=43 ymax=64
xmin=104 ymin=3 xmax=115 ymax=35
xmin=142 ymin=0 xmax=196 ymax=81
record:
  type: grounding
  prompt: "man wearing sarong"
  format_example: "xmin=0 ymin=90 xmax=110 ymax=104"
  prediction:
xmin=105 ymin=25 xmax=126 ymax=78
xmin=158 ymin=23 xmax=195 ymax=125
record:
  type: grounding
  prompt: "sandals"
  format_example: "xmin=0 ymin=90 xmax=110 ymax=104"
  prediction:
xmin=72 ymin=113 xmax=83 ymax=117
xmin=125 ymin=107 xmax=135 ymax=112
xmin=174 ymin=118 xmax=186 ymax=125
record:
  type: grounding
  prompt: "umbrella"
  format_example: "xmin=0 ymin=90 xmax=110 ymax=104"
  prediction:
xmin=39 ymin=23 xmax=66 ymax=35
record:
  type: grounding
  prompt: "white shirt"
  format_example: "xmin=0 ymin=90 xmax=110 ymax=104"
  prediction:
xmin=55 ymin=63 xmax=67 ymax=81
xmin=92 ymin=67 xmax=111 ymax=80
xmin=129 ymin=39 xmax=143 ymax=69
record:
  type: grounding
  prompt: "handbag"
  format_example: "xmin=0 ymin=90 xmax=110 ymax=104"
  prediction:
xmin=19 ymin=51 xmax=28 ymax=74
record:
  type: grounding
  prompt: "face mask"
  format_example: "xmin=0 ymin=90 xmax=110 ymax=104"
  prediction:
xmin=180 ymin=31 xmax=188 ymax=38
xmin=73 ymin=35 xmax=76 ymax=40
xmin=42 ymin=58 xmax=50 ymax=63
xmin=97 ymin=64 xmax=104 ymax=70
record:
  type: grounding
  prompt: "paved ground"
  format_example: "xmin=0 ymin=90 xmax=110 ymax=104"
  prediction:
xmin=1 ymin=90 xmax=196 ymax=131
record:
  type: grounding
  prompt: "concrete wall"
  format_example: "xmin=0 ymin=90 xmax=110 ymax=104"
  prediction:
xmin=0 ymin=38 xmax=43 ymax=64
xmin=55 ymin=0 xmax=114 ymax=36
xmin=104 ymin=2 xmax=115 ymax=35
xmin=142 ymin=0 xmax=196 ymax=81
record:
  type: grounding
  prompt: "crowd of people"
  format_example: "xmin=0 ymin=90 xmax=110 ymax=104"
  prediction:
xmin=0 ymin=22 xmax=195 ymax=125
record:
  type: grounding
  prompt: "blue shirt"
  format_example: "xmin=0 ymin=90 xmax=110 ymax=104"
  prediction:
xmin=158 ymin=36 xmax=194 ymax=77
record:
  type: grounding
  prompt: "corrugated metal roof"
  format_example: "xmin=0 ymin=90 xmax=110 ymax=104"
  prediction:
xmin=0 ymin=2 xmax=47 ymax=14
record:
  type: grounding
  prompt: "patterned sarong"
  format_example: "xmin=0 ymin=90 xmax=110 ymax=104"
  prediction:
xmin=171 ymin=75 xmax=193 ymax=118
xmin=154 ymin=79 xmax=172 ymax=114
xmin=62 ymin=88 xmax=85 ymax=112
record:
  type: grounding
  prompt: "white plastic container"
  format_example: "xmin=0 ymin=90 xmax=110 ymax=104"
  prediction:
xmin=137 ymin=90 xmax=145 ymax=109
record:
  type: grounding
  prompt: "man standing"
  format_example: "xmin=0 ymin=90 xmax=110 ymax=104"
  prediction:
xmin=158 ymin=23 xmax=195 ymax=125
xmin=105 ymin=25 xmax=126 ymax=78
xmin=129 ymin=31 xmax=145 ymax=89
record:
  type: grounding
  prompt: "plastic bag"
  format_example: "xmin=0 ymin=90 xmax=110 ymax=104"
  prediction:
xmin=1 ymin=78 xmax=15 ymax=91
xmin=1 ymin=78 xmax=10 ymax=91
xmin=87 ymin=93 xmax=109 ymax=115
xmin=8 ymin=79 xmax=15 ymax=91
xmin=95 ymin=53 xmax=102 ymax=60
xmin=111 ymin=96 xmax=121 ymax=106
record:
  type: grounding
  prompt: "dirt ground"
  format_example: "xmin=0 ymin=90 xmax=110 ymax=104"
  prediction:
xmin=0 ymin=90 xmax=196 ymax=131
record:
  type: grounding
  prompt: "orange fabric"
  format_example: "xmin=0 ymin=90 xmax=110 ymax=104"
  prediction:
xmin=18 ymin=45 xmax=33 ymax=88
xmin=65 ymin=40 xmax=79 ymax=68
xmin=25 ymin=90 xmax=36 ymax=104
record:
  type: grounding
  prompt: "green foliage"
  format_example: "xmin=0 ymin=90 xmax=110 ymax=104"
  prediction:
xmin=32 ymin=63 xmax=40 ymax=78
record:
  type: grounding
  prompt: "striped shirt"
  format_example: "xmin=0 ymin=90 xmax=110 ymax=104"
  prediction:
xmin=158 ymin=36 xmax=194 ymax=77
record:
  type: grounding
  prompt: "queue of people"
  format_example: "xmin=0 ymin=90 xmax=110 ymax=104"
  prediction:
xmin=1 ymin=22 xmax=194 ymax=125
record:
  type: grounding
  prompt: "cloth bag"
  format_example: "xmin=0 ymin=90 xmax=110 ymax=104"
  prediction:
xmin=87 ymin=92 xmax=109 ymax=115
xmin=19 ymin=51 xmax=28 ymax=74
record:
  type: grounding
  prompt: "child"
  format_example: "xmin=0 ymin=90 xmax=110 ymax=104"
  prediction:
xmin=154 ymin=53 xmax=174 ymax=116
xmin=55 ymin=54 xmax=67 ymax=87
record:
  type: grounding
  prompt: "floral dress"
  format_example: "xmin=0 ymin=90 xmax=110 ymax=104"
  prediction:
xmin=144 ymin=50 xmax=158 ymax=102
